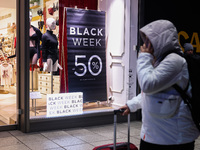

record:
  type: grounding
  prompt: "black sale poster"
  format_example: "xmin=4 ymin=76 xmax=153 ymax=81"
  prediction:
xmin=66 ymin=8 xmax=107 ymax=102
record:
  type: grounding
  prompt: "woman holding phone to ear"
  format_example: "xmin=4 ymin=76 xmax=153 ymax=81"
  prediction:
xmin=120 ymin=20 xmax=199 ymax=150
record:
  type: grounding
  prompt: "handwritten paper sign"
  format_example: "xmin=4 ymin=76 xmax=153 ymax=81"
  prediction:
xmin=47 ymin=92 xmax=83 ymax=117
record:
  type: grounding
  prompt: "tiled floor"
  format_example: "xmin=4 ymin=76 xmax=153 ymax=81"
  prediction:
xmin=0 ymin=121 xmax=200 ymax=150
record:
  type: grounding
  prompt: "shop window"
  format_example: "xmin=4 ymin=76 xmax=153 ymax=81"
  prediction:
xmin=0 ymin=1 xmax=17 ymax=126
xmin=29 ymin=0 xmax=116 ymax=119
xmin=28 ymin=0 xmax=138 ymax=121
xmin=29 ymin=0 xmax=60 ymax=118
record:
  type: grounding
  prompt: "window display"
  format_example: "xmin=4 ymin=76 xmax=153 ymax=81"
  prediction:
xmin=29 ymin=0 xmax=112 ymax=119
xmin=26 ymin=0 xmax=138 ymax=127
xmin=0 ymin=0 xmax=138 ymax=132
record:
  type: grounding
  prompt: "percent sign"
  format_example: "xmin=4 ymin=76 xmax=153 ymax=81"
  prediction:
xmin=92 ymin=62 xmax=99 ymax=69
xmin=88 ymin=55 xmax=102 ymax=76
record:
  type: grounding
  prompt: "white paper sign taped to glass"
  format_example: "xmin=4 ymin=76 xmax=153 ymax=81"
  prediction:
xmin=47 ymin=92 xmax=83 ymax=117
xmin=63 ymin=8 xmax=107 ymax=102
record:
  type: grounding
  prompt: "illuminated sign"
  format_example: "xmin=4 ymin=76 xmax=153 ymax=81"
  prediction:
xmin=47 ymin=92 xmax=83 ymax=117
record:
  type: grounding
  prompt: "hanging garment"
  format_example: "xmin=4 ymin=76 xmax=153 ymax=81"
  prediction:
xmin=0 ymin=64 xmax=13 ymax=85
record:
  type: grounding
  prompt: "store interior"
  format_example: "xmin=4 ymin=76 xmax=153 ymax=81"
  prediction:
xmin=0 ymin=0 xmax=17 ymax=126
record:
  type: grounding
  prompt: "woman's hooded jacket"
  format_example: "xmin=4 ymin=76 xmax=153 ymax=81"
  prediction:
xmin=127 ymin=20 xmax=199 ymax=145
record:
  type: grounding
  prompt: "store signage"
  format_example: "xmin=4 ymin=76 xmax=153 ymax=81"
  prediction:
xmin=143 ymin=1 xmax=200 ymax=53
xmin=47 ymin=92 xmax=83 ymax=117
xmin=66 ymin=8 xmax=107 ymax=102
xmin=178 ymin=31 xmax=200 ymax=52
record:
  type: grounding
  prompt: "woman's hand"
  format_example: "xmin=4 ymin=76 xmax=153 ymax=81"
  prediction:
xmin=120 ymin=105 xmax=130 ymax=116
xmin=140 ymin=39 xmax=154 ymax=55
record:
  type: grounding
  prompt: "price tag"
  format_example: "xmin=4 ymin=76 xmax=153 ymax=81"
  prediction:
xmin=30 ymin=92 xmax=42 ymax=99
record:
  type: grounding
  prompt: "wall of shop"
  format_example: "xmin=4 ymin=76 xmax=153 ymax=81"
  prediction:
xmin=0 ymin=0 xmax=16 ymax=9
xmin=98 ymin=0 xmax=138 ymax=107
xmin=0 ymin=9 xmax=16 ymax=35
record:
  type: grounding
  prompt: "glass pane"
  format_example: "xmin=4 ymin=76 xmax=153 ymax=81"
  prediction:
xmin=0 ymin=0 xmax=17 ymax=125
xmin=29 ymin=0 xmax=60 ymax=118
xmin=30 ymin=0 xmax=114 ymax=119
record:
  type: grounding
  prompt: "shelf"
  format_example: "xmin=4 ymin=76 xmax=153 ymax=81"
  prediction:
xmin=32 ymin=16 xmax=42 ymax=21
xmin=30 ymin=5 xmax=40 ymax=9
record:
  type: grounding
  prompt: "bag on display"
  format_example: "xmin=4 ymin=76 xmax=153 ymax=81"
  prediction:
xmin=37 ymin=9 xmax=43 ymax=16
xmin=38 ymin=21 xmax=44 ymax=30
xmin=48 ymin=8 xmax=54 ymax=16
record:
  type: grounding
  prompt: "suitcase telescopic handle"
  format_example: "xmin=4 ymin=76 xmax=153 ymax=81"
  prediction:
xmin=114 ymin=108 xmax=126 ymax=114
xmin=114 ymin=109 xmax=130 ymax=150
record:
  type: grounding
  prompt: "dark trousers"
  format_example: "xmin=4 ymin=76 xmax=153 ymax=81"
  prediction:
xmin=140 ymin=139 xmax=195 ymax=150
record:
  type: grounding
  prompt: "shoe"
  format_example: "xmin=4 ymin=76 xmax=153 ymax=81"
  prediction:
xmin=56 ymin=18 xmax=59 ymax=26
xmin=53 ymin=3 xmax=56 ymax=12
xmin=37 ymin=9 xmax=43 ymax=16
xmin=56 ymin=2 xmax=59 ymax=10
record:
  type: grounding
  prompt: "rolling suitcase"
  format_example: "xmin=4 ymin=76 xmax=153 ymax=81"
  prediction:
xmin=93 ymin=109 xmax=138 ymax=150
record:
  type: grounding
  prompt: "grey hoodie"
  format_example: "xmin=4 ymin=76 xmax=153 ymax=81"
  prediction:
xmin=140 ymin=20 xmax=182 ymax=62
xmin=127 ymin=20 xmax=199 ymax=145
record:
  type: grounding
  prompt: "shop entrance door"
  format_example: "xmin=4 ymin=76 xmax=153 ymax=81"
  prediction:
xmin=99 ymin=0 xmax=138 ymax=107
xmin=0 ymin=0 xmax=17 ymax=128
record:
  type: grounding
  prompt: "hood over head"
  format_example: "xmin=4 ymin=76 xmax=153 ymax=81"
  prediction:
xmin=140 ymin=20 xmax=182 ymax=62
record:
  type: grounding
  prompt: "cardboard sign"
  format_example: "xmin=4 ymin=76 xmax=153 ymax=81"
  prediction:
xmin=47 ymin=92 xmax=83 ymax=117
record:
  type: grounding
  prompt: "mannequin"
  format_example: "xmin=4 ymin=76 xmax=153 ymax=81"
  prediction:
xmin=29 ymin=11 xmax=42 ymax=64
xmin=42 ymin=18 xmax=60 ymax=72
